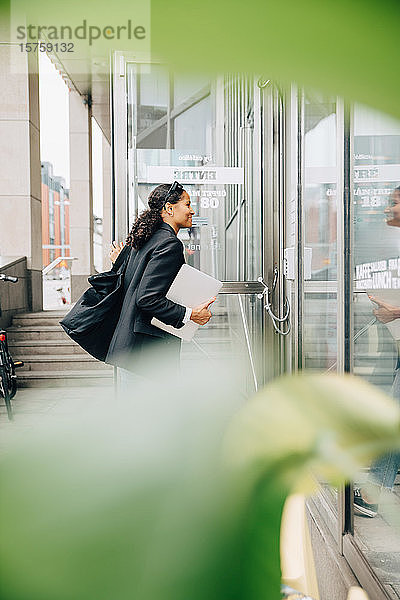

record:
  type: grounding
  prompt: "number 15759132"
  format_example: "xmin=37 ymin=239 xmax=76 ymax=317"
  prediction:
xmin=19 ymin=42 xmax=74 ymax=52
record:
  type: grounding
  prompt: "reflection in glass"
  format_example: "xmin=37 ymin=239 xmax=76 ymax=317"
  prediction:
xmin=124 ymin=69 xmax=265 ymax=405
xmin=303 ymin=93 xmax=337 ymax=374
xmin=126 ymin=69 xmax=262 ymax=287
xmin=223 ymin=75 xmax=259 ymax=281
xmin=302 ymin=92 xmax=338 ymax=515
xmin=352 ymin=104 xmax=400 ymax=591
xmin=174 ymin=96 xmax=213 ymax=155
xmin=137 ymin=64 xmax=168 ymax=133
xmin=181 ymin=293 xmax=263 ymax=396
xmin=173 ymin=73 xmax=210 ymax=106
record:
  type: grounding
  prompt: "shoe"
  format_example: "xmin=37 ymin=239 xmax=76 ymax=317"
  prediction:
xmin=353 ymin=487 xmax=378 ymax=518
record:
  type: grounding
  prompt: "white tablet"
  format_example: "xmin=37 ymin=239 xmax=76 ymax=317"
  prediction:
xmin=151 ymin=264 xmax=223 ymax=341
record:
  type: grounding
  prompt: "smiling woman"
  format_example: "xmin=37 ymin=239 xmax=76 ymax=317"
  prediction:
xmin=105 ymin=182 xmax=215 ymax=378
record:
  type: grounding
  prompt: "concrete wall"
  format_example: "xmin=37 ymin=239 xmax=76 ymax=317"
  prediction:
xmin=69 ymin=91 xmax=94 ymax=301
xmin=307 ymin=501 xmax=360 ymax=600
xmin=0 ymin=47 xmax=43 ymax=311
xmin=0 ymin=257 xmax=29 ymax=328
xmin=102 ymin=133 xmax=112 ymax=272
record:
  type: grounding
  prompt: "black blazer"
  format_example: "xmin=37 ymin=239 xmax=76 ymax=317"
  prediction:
xmin=105 ymin=223 xmax=186 ymax=367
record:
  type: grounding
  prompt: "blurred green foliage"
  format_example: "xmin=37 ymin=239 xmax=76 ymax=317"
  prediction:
xmin=1 ymin=0 xmax=399 ymax=117
xmin=0 ymin=1 xmax=399 ymax=596
xmin=0 ymin=372 xmax=399 ymax=600
xmin=151 ymin=0 xmax=400 ymax=120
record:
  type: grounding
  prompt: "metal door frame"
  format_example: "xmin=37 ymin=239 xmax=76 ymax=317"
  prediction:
xmin=111 ymin=56 xmax=290 ymax=391
xmin=259 ymin=79 xmax=288 ymax=382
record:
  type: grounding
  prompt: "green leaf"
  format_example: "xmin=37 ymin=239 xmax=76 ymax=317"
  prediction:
xmin=0 ymin=372 xmax=399 ymax=600
xmin=151 ymin=0 xmax=400 ymax=119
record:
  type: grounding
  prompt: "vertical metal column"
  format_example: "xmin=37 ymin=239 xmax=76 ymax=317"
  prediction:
xmin=167 ymin=72 xmax=174 ymax=150
xmin=343 ymin=103 xmax=353 ymax=377
xmin=127 ymin=63 xmax=139 ymax=222
xmin=111 ymin=52 xmax=128 ymax=242
xmin=296 ymin=89 xmax=305 ymax=370
xmin=343 ymin=101 xmax=354 ymax=537
xmin=110 ymin=52 xmax=116 ymax=242
xmin=336 ymin=96 xmax=347 ymax=551
xmin=277 ymin=87 xmax=286 ymax=374
xmin=284 ymin=84 xmax=299 ymax=373
xmin=336 ymin=97 xmax=345 ymax=378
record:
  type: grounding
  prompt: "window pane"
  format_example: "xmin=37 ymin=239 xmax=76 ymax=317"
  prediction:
xmin=352 ymin=103 xmax=400 ymax=590
xmin=174 ymin=96 xmax=213 ymax=155
xmin=173 ymin=73 xmax=210 ymax=106
xmin=137 ymin=64 xmax=169 ymax=134
xmin=304 ymin=92 xmax=338 ymax=374
xmin=303 ymin=91 xmax=338 ymax=516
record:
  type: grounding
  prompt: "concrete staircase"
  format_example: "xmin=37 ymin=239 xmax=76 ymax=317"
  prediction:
xmin=7 ymin=310 xmax=114 ymax=388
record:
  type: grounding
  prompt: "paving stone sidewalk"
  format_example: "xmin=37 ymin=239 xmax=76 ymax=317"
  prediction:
xmin=0 ymin=386 xmax=116 ymax=453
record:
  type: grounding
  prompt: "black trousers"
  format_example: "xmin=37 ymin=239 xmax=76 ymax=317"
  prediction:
xmin=124 ymin=333 xmax=182 ymax=378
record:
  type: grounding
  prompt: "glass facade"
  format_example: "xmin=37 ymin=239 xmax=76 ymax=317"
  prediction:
xmin=113 ymin=58 xmax=400 ymax=598
xmin=124 ymin=66 xmax=267 ymax=394
xmin=303 ymin=92 xmax=338 ymax=374
xmin=302 ymin=93 xmax=339 ymax=514
xmin=352 ymin=104 xmax=400 ymax=592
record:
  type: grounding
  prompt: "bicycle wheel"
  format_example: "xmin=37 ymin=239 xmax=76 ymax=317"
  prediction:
xmin=8 ymin=357 xmax=17 ymax=400
xmin=0 ymin=362 xmax=13 ymax=420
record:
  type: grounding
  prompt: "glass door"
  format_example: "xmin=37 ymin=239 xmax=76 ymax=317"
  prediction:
xmin=293 ymin=92 xmax=400 ymax=599
xmin=344 ymin=103 xmax=400 ymax=599
xmin=112 ymin=56 xmax=287 ymax=394
xmin=303 ymin=91 xmax=340 ymax=522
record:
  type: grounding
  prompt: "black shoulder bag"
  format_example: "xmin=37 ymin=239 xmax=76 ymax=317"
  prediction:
xmin=59 ymin=246 xmax=132 ymax=361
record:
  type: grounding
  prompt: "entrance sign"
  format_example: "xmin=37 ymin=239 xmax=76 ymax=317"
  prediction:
xmin=146 ymin=166 xmax=244 ymax=185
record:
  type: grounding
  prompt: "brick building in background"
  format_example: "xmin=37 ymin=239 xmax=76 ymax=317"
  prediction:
xmin=41 ymin=161 xmax=70 ymax=268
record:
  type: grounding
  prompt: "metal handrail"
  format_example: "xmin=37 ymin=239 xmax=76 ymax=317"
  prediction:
xmin=258 ymin=270 xmax=291 ymax=336
xmin=42 ymin=256 xmax=77 ymax=276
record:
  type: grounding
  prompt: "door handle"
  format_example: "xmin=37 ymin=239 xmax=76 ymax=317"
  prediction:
xmin=257 ymin=267 xmax=291 ymax=336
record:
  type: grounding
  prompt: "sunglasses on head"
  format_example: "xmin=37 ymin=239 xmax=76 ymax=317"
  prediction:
xmin=163 ymin=181 xmax=184 ymax=207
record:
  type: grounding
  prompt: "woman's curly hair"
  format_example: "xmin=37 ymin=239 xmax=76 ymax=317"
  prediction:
xmin=125 ymin=183 xmax=184 ymax=249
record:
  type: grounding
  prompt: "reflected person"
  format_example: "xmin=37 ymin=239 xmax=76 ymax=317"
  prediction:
xmin=354 ymin=186 xmax=400 ymax=517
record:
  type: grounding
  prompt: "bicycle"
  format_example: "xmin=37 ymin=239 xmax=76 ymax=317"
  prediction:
xmin=0 ymin=274 xmax=24 ymax=420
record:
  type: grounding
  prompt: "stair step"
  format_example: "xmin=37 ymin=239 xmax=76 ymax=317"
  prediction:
xmin=13 ymin=316 xmax=67 ymax=327
xmin=9 ymin=325 xmax=67 ymax=330
xmin=12 ymin=310 xmax=70 ymax=318
xmin=8 ymin=325 xmax=72 ymax=341
xmin=7 ymin=309 xmax=111 ymax=385
xmin=17 ymin=355 xmax=112 ymax=372
xmin=16 ymin=370 xmax=113 ymax=388
xmin=8 ymin=340 xmax=88 ymax=355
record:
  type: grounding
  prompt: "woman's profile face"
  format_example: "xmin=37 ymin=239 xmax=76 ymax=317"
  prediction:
xmin=168 ymin=191 xmax=195 ymax=229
